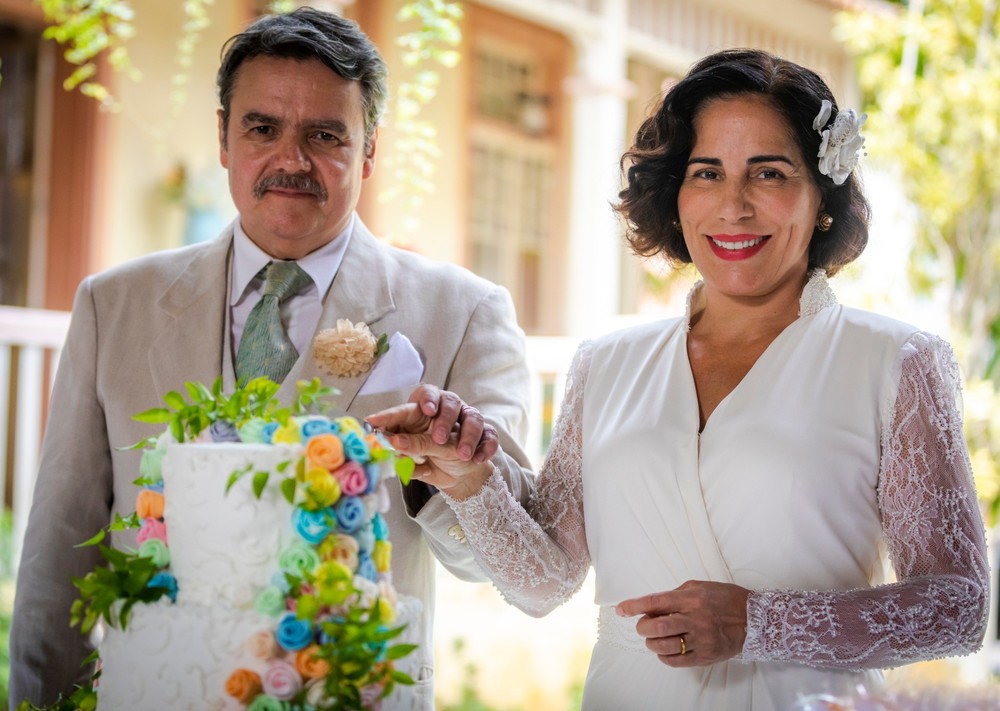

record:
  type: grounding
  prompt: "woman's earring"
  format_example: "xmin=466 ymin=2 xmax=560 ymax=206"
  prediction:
xmin=672 ymin=219 xmax=682 ymax=232
xmin=816 ymin=212 xmax=833 ymax=232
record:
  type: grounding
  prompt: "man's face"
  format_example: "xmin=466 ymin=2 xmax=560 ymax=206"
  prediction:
xmin=219 ymin=55 xmax=376 ymax=260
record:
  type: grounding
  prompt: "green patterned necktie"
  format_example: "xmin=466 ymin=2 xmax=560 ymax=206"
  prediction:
xmin=235 ymin=260 xmax=313 ymax=384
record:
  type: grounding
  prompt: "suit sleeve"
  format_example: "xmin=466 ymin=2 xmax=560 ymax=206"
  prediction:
xmin=402 ymin=284 xmax=534 ymax=582
xmin=9 ymin=279 xmax=114 ymax=707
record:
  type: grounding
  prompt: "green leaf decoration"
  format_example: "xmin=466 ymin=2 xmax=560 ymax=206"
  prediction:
xmin=280 ymin=477 xmax=297 ymax=505
xmin=225 ymin=464 xmax=252 ymax=494
xmin=75 ymin=529 xmax=105 ymax=548
xmin=109 ymin=512 xmax=140 ymax=531
xmin=395 ymin=457 xmax=415 ymax=485
xmin=132 ymin=407 xmax=172 ymax=424
xmin=385 ymin=643 xmax=418 ymax=660
xmin=252 ymin=470 xmax=269 ymax=499
xmin=163 ymin=390 xmax=186 ymax=410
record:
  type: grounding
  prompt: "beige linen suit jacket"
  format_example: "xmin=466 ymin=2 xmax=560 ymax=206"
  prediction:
xmin=10 ymin=218 xmax=532 ymax=709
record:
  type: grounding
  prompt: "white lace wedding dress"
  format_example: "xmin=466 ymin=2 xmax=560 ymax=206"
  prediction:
xmin=446 ymin=273 xmax=989 ymax=711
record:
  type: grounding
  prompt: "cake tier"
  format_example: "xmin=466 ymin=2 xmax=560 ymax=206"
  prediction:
xmin=98 ymin=596 xmax=423 ymax=710
xmin=163 ymin=443 xmax=299 ymax=607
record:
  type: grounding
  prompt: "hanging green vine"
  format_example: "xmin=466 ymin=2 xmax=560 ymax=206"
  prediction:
xmin=380 ymin=0 xmax=463 ymax=232
xmin=34 ymin=0 xmax=140 ymax=109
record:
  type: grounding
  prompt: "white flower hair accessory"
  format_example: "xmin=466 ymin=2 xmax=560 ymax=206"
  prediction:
xmin=812 ymin=99 xmax=867 ymax=186
xmin=312 ymin=319 xmax=389 ymax=378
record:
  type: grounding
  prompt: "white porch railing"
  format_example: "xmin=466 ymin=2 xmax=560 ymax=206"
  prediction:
xmin=0 ymin=305 xmax=577 ymax=571
xmin=0 ymin=306 xmax=72 ymax=570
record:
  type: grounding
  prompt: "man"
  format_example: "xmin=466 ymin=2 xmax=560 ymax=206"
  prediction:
xmin=10 ymin=8 xmax=532 ymax=708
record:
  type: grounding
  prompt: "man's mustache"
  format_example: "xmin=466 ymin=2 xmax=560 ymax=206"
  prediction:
xmin=253 ymin=173 xmax=327 ymax=200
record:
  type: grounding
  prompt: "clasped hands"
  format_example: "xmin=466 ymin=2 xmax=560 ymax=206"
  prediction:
xmin=365 ymin=384 xmax=497 ymax=500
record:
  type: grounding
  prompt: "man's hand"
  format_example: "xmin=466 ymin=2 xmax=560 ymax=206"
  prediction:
xmin=366 ymin=384 xmax=497 ymax=499
xmin=616 ymin=580 xmax=750 ymax=667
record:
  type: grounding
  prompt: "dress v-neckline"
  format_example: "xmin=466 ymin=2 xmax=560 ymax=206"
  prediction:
xmin=682 ymin=270 xmax=839 ymax=435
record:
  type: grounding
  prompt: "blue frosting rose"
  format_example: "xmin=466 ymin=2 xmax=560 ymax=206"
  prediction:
xmin=147 ymin=571 xmax=178 ymax=602
xmin=275 ymin=612 xmax=313 ymax=651
xmin=341 ymin=431 xmax=370 ymax=462
xmin=300 ymin=418 xmax=335 ymax=439
xmin=334 ymin=496 xmax=366 ymax=534
xmin=371 ymin=513 xmax=389 ymax=542
xmin=292 ymin=507 xmax=334 ymax=545
xmin=364 ymin=463 xmax=381 ymax=493
xmin=353 ymin=525 xmax=374 ymax=554
xmin=356 ymin=552 xmax=378 ymax=583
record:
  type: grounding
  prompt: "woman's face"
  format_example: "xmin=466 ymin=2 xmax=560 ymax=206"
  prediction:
xmin=677 ymin=95 xmax=822 ymax=302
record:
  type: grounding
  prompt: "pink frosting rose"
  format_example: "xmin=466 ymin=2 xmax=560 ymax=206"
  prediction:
xmin=261 ymin=660 xmax=302 ymax=700
xmin=136 ymin=518 xmax=167 ymax=545
xmin=332 ymin=461 xmax=369 ymax=497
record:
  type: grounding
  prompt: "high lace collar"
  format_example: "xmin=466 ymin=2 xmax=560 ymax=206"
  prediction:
xmin=685 ymin=269 xmax=838 ymax=330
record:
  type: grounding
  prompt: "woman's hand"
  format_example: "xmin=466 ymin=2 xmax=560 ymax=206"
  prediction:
xmin=616 ymin=580 xmax=750 ymax=667
xmin=365 ymin=384 xmax=496 ymax=499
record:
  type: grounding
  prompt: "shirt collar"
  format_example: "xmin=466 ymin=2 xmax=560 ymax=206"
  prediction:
xmin=231 ymin=213 xmax=354 ymax=305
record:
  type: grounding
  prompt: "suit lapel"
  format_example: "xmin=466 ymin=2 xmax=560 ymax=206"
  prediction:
xmin=148 ymin=233 xmax=233 ymax=400
xmin=281 ymin=219 xmax=396 ymax=411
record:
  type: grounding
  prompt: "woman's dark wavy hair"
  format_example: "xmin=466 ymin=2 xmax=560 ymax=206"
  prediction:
xmin=615 ymin=48 xmax=870 ymax=276
xmin=217 ymin=8 xmax=388 ymax=152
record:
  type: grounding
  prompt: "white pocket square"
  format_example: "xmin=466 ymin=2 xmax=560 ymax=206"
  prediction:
xmin=358 ymin=332 xmax=424 ymax=396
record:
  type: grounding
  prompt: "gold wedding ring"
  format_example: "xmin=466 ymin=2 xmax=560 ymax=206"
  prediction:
xmin=679 ymin=635 xmax=687 ymax=656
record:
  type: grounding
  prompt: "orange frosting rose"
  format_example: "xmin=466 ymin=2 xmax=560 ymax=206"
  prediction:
xmin=224 ymin=668 xmax=262 ymax=703
xmin=294 ymin=645 xmax=331 ymax=678
xmin=306 ymin=434 xmax=345 ymax=471
xmin=135 ymin=489 xmax=165 ymax=519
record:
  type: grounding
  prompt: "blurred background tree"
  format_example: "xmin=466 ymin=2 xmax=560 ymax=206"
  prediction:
xmin=837 ymin=0 xmax=1000 ymax=521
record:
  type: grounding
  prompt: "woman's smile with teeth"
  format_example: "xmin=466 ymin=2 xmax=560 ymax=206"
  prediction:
xmin=710 ymin=235 xmax=767 ymax=250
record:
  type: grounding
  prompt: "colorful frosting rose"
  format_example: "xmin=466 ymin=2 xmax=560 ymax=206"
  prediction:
xmin=261 ymin=659 xmax=302 ymax=700
xmin=371 ymin=513 xmax=389 ymax=542
xmin=306 ymin=434 xmax=345 ymax=471
xmin=224 ymin=668 xmax=263 ymax=704
xmin=272 ymin=423 xmax=302 ymax=444
xmin=292 ymin=507 xmax=334 ymax=545
xmin=275 ymin=612 xmax=313 ymax=651
xmin=303 ymin=467 xmax=341 ymax=510
xmin=138 ymin=448 xmax=165 ymax=484
xmin=294 ymin=644 xmax=331 ymax=679
xmin=260 ymin=421 xmax=280 ymax=443
xmin=278 ymin=541 xmax=320 ymax=578
xmin=135 ymin=489 xmax=165 ymax=519
xmin=238 ymin=417 xmax=270 ymax=443
xmin=335 ymin=416 xmax=364 ymax=437
xmin=247 ymin=693 xmax=287 ymax=711
xmin=301 ymin=418 xmax=336 ymax=439
xmin=334 ymin=496 xmax=366 ymax=534
xmin=353 ymin=526 xmax=375 ymax=555
xmin=146 ymin=571 xmax=178 ymax=602
xmin=320 ymin=534 xmax=359 ymax=571
xmin=356 ymin=551 xmax=378 ymax=583
xmin=364 ymin=463 xmax=381 ymax=494
xmin=254 ymin=584 xmax=288 ymax=617
xmin=372 ymin=540 xmax=392 ymax=574
xmin=137 ymin=538 xmax=170 ymax=568
xmin=341 ymin=431 xmax=370 ymax=462
xmin=246 ymin=629 xmax=281 ymax=661
xmin=332 ymin=461 xmax=368 ymax=497
xmin=209 ymin=420 xmax=241 ymax=443
xmin=136 ymin=518 xmax=167 ymax=545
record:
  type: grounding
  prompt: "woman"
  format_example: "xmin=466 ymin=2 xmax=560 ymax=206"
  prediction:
xmin=368 ymin=49 xmax=988 ymax=710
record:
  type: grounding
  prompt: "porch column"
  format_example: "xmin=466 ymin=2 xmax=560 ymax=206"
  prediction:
xmin=563 ymin=0 xmax=630 ymax=337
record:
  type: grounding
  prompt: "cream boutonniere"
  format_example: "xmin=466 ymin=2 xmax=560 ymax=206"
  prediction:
xmin=313 ymin=319 xmax=390 ymax=378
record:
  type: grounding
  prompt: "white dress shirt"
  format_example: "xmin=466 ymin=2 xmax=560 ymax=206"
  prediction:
xmin=230 ymin=214 xmax=353 ymax=358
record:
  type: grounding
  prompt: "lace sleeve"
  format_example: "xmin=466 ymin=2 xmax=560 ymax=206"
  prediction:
xmin=442 ymin=341 xmax=593 ymax=617
xmin=743 ymin=332 xmax=989 ymax=669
